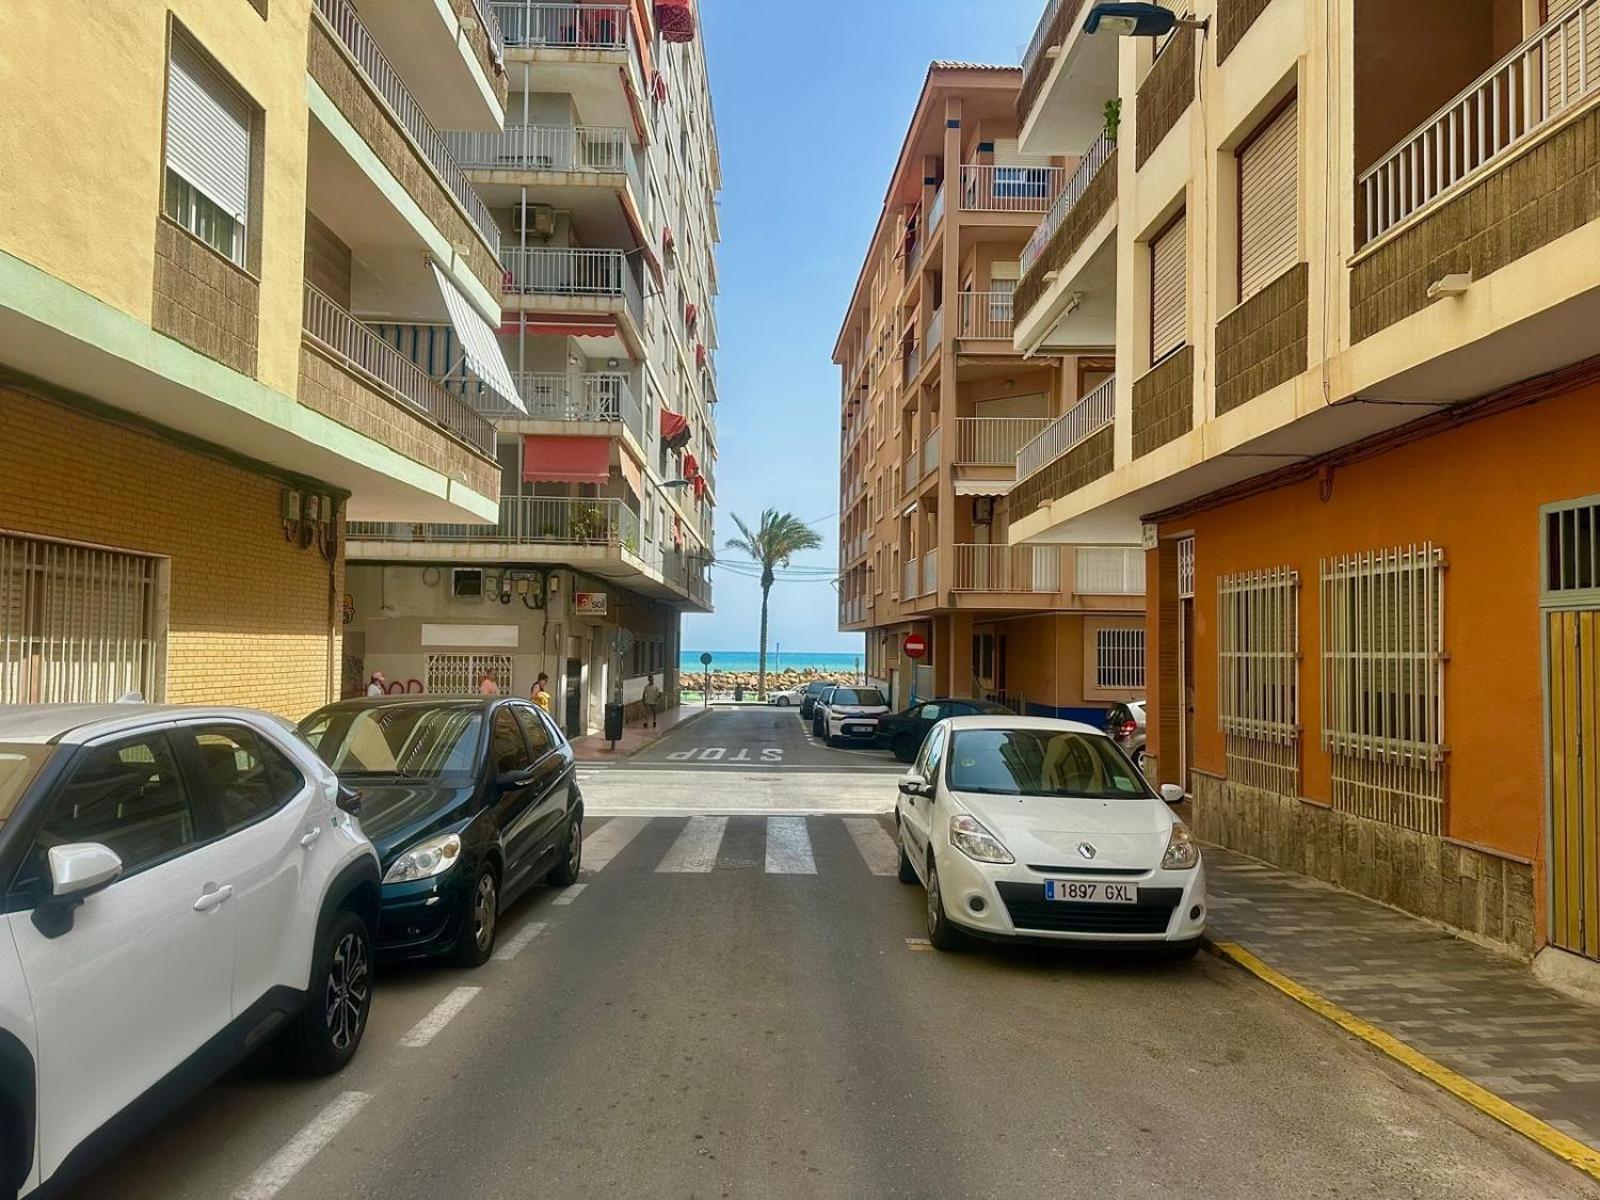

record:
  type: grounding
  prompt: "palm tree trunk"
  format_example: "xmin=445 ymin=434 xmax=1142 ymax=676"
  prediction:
xmin=757 ymin=575 xmax=772 ymax=698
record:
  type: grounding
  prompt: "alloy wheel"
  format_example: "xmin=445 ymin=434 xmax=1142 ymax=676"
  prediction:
xmin=566 ymin=820 xmax=583 ymax=875
xmin=324 ymin=930 xmax=370 ymax=1052
xmin=926 ymin=862 xmax=942 ymax=938
xmin=473 ymin=871 xmax=498 ymax=952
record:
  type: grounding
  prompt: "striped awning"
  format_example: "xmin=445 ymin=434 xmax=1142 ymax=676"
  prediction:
xmin=430 ymin=262 xmax=525 ymax=412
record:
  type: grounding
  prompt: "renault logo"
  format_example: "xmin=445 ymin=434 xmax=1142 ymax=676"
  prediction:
xmin=1077 ymin=842 xmax=1097 ymax=860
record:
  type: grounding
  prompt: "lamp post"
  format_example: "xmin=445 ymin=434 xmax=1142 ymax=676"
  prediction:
xmin=1082 ymin=3 xmax=1208 ymax=37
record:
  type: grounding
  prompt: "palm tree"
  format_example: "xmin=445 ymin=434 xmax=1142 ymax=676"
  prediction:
xmin=724 ymin=509 xmax=822 ymax=698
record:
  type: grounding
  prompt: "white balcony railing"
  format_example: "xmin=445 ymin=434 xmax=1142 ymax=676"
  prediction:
xmin=1015 ymin=376 xmax=1116 ymax=484
xmin=955 ymin=416 xmax=1054 ymax=466
xmin=470 ymin=0 xmax=505 ymax=63
xmin=444 ymin=124 xmax=634 ymax=178
xmin=903 ymin=448 xmax=921 ymax=491
xmin=958 ymin=290 xmax=1016 ymax=340
xmin=1075 ymin=546 xmax=1147 ymax=595
xmin=492 ymin=1 xmax=629 ymax=49
xmin=961 ymin=164 xmax=1067 ymax=213
xmin=1022 ymin=129 xmax=1115 ymax=275
xmin=927 ymin=182 xmax=947 ymax=236
xmin=1361 ymin=0 xmax=1600 ymax=243
xmin=921 ymin=425 xmax=942 ymax=477
xmin=903 ymin=557 xmax=918 ymax=600
xmin=922 ymin=549 xmax=939 ymax=597
xmin=513 ymin=372 xmax=640 ymax=432
xmin=347 ymin=495 xmax=640 ymax=548
xmin=504 ymin=246 xmax=644 ymax=327
xmin=953 ymin=544 xmax=1063 ymax=593
xmin=924 ymin=308 xmax=944 ymax=358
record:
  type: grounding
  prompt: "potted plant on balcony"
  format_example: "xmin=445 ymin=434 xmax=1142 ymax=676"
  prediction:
xmin=1103 ymin=99 xmax=1122 ymax=145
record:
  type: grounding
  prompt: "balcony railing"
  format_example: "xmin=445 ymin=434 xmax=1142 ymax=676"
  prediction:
xmin=347 ymin=495 xmax=640 ymax=548
xmin=903 ymin=448 xmax=920 ymax=492
xmin=1022 ymin=130 xmax=1114 ymax=275
xmin=1023 ymin=0 xmax=1071 ymax=77
xmin=958 ymin=290 xmax=1016 ymax=340
xmin=924 ymin=308 xmax=944 ymax=359
xmin=1015 ymin=376 xmax=1116 ymax=484
xmin=954 ymin=416 xmax=1053 ymax=465
xmin=314 ymin=0 xmax=499 ymax=256
xmin=961 ymin=164 xmax=1067 ymax=213
xmin=303 ymin=284 xmax=495 ymax=458
xmin=470 ymin=0 xmax=505 ymax=63
xmin=492 ymin=1 xmax=629 ymax=49
xmin=953 ymin=545 xmax=1062 ymax=593
xmin=921 ymin=425 xmax=942 ymax=478
xmin=902 ymin=339 xmax=921 ymax=386
xmin=513 ymin=372 xmax=640 ymax=431
xmin=504 ymin=247 xmax=644 ymax=327
xmin=922 ymin=549 xmax=939 ymax=597
xmin=927 ymin=183 xmax=947 ymax=236
xmin=444 ymin=125 xmax=635 ymax=179
xmin=1075 ymin=546 xmax=1147 ymax=595
xmin=1360 ymin=0 xmax=1600 ymax=243
xmin=902 ymin=557 xmax=917 ymax=600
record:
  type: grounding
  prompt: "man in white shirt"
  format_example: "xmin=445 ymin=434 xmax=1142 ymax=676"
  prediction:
xmin=366 ymin=672 xmax=387 ymax=698
xmin=641 ymin=675 xmax=662 ymax=728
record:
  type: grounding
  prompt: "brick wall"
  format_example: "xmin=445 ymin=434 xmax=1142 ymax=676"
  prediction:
xmin=1132 ymin=345 xmax=1194 ymax=457
xmin=307 ymin=19 xmax=502 ymax=300
xmin=1352 ymin=103 xmax=1600 ymax=342
xmin=1015 ymin=147 xmax=1118 ymax=325
xmin=1217 ymin=0 xmax=1272 ymax=64
xmin=304 ymin=213 xmax=353 ymax=309
xmin=452 ymin=0 xmax=508 ymax=110
xmin=0 ymin=383 xmax=341 ymax=717
xmin=298 ymin=343 xmax=499 ymax=499
xmin=1215 ymin=263 xmax=1308 ymax=417
xmin=1136 ymin=33 xmax=1195 ymax=168
xmin=152 ymin=218 xmax=260 ymax=378
xmin=1009 ymin=424 xmax=1114 ymax=516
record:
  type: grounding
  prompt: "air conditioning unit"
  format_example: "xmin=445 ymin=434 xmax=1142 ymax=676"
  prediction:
xmin=512 ymin=203 xmax=556 ymax=239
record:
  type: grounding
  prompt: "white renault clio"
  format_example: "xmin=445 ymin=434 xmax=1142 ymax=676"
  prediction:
xmin=894 ymin=716 xmax=1205 ymax=956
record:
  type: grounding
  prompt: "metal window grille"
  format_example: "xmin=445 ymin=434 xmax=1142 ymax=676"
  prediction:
xmin=1544 ymin=497 xmax=1600 ymax=603
xmin=1218 ymin=566 xmax=1300 ymax=795
xmin=0 ymin=534 xmax=165 ymax=704
xmin=1096 ymin=628 xmax=1147 ymax=690
xmin=426 ymin=653 xmax=514 ymax=694
xmin=1177 ymin=536 xmax=1195 ymax=599
xmin=1320 ymin=543 xmax=1447 ymax=833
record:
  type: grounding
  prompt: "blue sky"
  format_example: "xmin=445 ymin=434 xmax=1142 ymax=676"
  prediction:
xmin=681 ymin=0 xmax=1044 ymax=654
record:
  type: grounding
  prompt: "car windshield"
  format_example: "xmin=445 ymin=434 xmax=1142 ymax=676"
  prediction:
xmin=946 ymin=729 xmax=1153 ymax=800
xmin=831 ymin=688 xmax=885 ymax=706
xmin=299 ymin=705 xmax=483 ymax=778
xmin=807 ymin=682 xmax=834 ymax=694
xmin=0 ymin=743 xmax=51 ymax=827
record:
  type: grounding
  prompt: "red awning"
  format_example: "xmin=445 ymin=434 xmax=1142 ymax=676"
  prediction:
xmin=681 ymin=452 xmax=699 ymax=478
xmin=522 ymin=315 xmax=619 ymax=338
xmin=523 ymin=435 xmax=611 ymax=485
xmin=692 ymin=474 xmax=707 ymax=500
xmin=656 ymin=0 xmax=695 ymax=42
xmin=660 ymin=408 xmax=691 ymax=450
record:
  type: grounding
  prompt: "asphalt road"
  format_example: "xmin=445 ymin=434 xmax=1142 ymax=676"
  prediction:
xmin=56 ymin=709 xmax=1600 ymax=1200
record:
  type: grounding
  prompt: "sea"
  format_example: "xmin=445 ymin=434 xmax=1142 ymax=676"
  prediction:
xmin=679 ymin=650 xmax=863 ymax=675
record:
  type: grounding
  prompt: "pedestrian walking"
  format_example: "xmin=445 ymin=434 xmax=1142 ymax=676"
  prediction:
xmin=531 ymin=672 xmax=553 ymax=715
xmin=641 ymin=674 xmax=662 ymax=728
xmin=366 ymin=672 xmax=387 ymax=698
xmin=478 ymin=672 xmax=500 ymax=696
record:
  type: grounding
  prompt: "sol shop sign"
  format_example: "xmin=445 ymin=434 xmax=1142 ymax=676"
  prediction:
xmin=575 ymin=592 xmax=608 ymax=617
xmin=904 ymin=633 xmax=927 ymax=660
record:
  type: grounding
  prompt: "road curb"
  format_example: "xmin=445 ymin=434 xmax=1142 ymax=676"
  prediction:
xmin=606 ymin=706 xmax=715 ymax=760
xmin=1202 ymin=937 xmax=1600 ymax=1183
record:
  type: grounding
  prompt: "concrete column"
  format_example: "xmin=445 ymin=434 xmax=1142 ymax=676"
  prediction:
xmin=935 ymin=96 xmax=962 ymax=602
xmin=1145 ymin=539 xmax=1183 ymax=788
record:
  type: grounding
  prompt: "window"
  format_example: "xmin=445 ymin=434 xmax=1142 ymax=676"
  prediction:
xmin=1320 ymin=543 xmax=1447 ymax=833
xmin=191 ymin=724 xmax=301 ymax=832
xmin=453 ymin=569 xmax=484 ymax=598
xmin=1237 ymin=97 xmax=1298 ymax=303
xmin=948 ymin=729 xmax=1151 ymax=800
xmin=426 ymin=654 xmax=512 ymax=694
xmin=164 ymin=32 xmax=253 ymax=266
xmin=915 ymin=725 xmax=948 ymax=781
xmin=1149 ymin=211 xmax=1187 ymax=363
xmin=1095 ymin=627 xmax=1147 ymax=690
xmin=512 ymin=706 xmax=553 ymax=757
xmin=1218 ymin=567 xmax=1300 ymax=795
xmin=491 ymin=709 xmax=533 ymax=776
xmin=302 ymin=705 xmax=482 ymax=777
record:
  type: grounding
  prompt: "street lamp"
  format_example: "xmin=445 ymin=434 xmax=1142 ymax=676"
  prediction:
xmin=1083 ymin=3 xmax=1208 ymax=37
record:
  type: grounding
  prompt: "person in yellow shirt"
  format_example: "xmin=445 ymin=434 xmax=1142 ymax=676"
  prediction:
xmin=530 ymin=671 xmax=553 ymax=715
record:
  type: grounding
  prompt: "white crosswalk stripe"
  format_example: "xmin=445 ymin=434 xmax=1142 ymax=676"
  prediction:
xmin=582 ymin=817 xmax=649 ymax=873
xmin=656 ymin=815 xmax=728 ymax=873
xmin=764 ymin=816 xmax=816 ymax=875
xmin=843 ymin=817 xmax=901 ymax=876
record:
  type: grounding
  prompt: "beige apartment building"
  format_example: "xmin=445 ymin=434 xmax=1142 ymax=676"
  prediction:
xmin=341 ymin=0 xmax=720 ymax=736
xmin=834 ymin=63 xmax=1146 ymax=721
xmin=0 ymin=0 xmax=512 ymax=716
xmin=1012 ymin=0 xmax=1600 ymax=972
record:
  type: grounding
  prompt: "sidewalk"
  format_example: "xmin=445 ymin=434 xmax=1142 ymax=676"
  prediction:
xmin=1203 ymin=845 xmax=1600 ymax=1171
xmin=569 ymin=702 xmax=708 ymax=762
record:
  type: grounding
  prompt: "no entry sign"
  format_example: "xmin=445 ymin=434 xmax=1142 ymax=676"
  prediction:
xmin=903 ymin=633 xmax=927 ymax=660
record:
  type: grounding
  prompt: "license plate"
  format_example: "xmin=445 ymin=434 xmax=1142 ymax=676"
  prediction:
xmin=844 ymin=724 xmax=873 ymax=735
xmin=1043 ymin=880 xmax=1137 ymax=904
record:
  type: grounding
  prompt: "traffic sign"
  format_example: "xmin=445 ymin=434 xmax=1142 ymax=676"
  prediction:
xmin=904 ymin=633 xmax=927 ymax=660
xmin=700 ymin=652 xmax=713 ymax=666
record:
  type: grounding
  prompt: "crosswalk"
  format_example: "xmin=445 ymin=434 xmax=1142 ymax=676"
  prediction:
xmin=579 ymin=814 xmax=902 ymax=879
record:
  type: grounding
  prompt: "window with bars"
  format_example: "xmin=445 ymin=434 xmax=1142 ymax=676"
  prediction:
xmin=1544 ymin=498 xmax=1600 ymax=600
xmin=1218 ymin=566 xmax=1300 ymax=795
xmin=426 ymin=654 xmax=514 ymax=695
xmin=1319 ymin=544 xmax=1447 ymax=833
xmin=1095 ymin=627 xmax=1147 ymax=690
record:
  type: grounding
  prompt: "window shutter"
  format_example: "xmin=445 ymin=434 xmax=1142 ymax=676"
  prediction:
xmin=165 ymin=37 xmax=251 ymax=222
xmin=1150 ymin=212 xmax=1187 ymax=362
xmin=1238 ymin=98 xmax=1298 ymax=302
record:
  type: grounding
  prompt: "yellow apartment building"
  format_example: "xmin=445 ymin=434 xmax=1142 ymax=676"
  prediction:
xmin=1012 ymin=0 xmax=1600 ymax=975
xmin=834 ymin=63 xmax=1146 ymax=721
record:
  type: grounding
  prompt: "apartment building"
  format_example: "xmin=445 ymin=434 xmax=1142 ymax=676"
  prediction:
xmin=1012 ymin=0 xmax=1600 ymax=972
xmin=834 ymin=63 xmax=1146 ymax=719
xmin=0 ymin=0 xmax=513 ymax=716
xmin=342 ymin=0 xmax=719 ymax=736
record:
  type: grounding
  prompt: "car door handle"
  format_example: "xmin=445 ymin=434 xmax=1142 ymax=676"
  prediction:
xmin=193 ymin=884 xmax=234 ymax=912
xmin=300 ymin=826 xmax=323 ymax=848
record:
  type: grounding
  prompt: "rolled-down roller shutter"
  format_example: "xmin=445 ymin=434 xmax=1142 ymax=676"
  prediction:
xmin=1238 ymin=97 xmax=1298 ymax=302
xmin=1150 ymin=211 xmax=1187 ymax=363
xmin=165 ymin=36 xmax=251 ymax=224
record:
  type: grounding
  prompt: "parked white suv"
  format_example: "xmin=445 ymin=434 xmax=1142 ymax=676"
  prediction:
xmin=817 ymin=687 xmax=891 ymax=748
xmin=0 ymin=706 xmax=381 ymax=1199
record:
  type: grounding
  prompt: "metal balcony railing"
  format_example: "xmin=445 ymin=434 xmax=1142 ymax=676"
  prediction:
xmin=924 ymin=308 xmax=944 ymax=360
xmin=491 ymin=1 xmax=629 ymax=48
xmin=902 ymin=338 xmax=921 ymax=386
xmin=313 ymin=0 xmax=499 ymax=256
xmin=954 ymin=416 xmax=1053 ymax=465
xmin=445 ymin=125 xmax=635 ymax=180
xmin=347 ymin=495 xmax=640 ymax=548
xmin=922 ymin=549 xmax=939 ymax=597
xmin=1022 ymin=130 xmax=1114 ymax=275
xmin=1023 ymin=0 xmax=1070 ymax=77
xmin=504 ymin=247 xmax=644 ymax=328
xmin=953 ymin=545 xmax=1062 ymax=593
xmin=927 ymin=183 xmax=947 ymax=236
xmin=513 ymin=372 xmax=641 ymax=434
xmin=961 ymin=164 xmax=1067 ymax=213
xmin=1361 ymin=0 xmax=1600 ymax=243
xmin=903 ymin=557 xmax=918 ymax=599
xmin=469 ymin=0 xmax=505 ymax=63
xmin=1015 ymin=376 xmax=1116 ymax=484
xmin=1075 ymin=546 xmax=1147 ymax=594
xmin=302 ymin=284 xmax=495 ymax=457
xmin=921 ymin=425 xmax=942 ymax=478
xmin=958 ymin=291 xmax=1016 ymax=340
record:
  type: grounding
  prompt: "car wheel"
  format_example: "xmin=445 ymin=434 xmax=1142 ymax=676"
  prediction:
xmin=825 ymin=734 xmax=840 ymax=748
xmin=1133 ymin=748 xmax=1148 ymax=774
xmin=925 ymin=858 xmax=967 ymax=951
xmin=892 ymin=733 xmax=919 ymax=763
xmin=452 ymin=864 xmax=499 ymax=968
xmin=897 ymin=837 xmax=919 ymax=885
xmin=279 ymin=910 xmax=373 ymax=1076
xmin=777 ymin=696 xmax=790 ymax=707
xmin=548 ymin=813 xmax=583 ymax=887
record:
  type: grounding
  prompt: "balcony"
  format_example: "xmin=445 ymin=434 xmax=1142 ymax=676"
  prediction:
xmin=351 ymin=0 xmax=508 ymax=129
xmin=492 ymin=3 xmax=643 ymax=130
xmin=902 ymin=557 xmax=919 ymax=600
xmin=509 ymin=372 xmax=642 ymax=437
xmin=922 ymin=549 xmax=939 ymax=598
xmin=960 ymin=164 xmax=1067 ymax=214
xmin=349 ymin=494 xmax=635 ymax=546
xmin=1016 ymin=376 xmax=1115 ymax=484
xmin=954 ymin=417 xmax=1053 ymax=467
xmin=1074 ymin=546 xmax=1146 ymax=595
xmin=957 ymin=291 xmax=1015 ymax=342
xmin=1017 ymin=0 xmax=1115 ymax=156
xmin=923 ymin=308 xmax=944 ymax=363
xmin=445 ymin=124 xmax=637 ymax=182
xmin=953 ymin=544 xmax=1062 ymax=594
xmin=927 ymin=183 xmax=947 ymax=238
xmin=1022 ymin=130 xmax=1114 ymax=276
xmin=503 ymin=247 xmax=646 ymax=348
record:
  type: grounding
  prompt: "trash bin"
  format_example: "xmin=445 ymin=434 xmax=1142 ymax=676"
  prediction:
xmin=604 ymin=702 xmax=625 ymax=743
xmin=733 ymin=683 xmax=744 ymax=701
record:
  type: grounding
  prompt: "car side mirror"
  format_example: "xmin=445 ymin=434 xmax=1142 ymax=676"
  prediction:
xmin=1160 ymin=784 xmax=1186 ymax=805
xmin=898 ymin=775 xmax=933 ymax=799
xmin=31 ymin=843 xmax=123 ymax=939
xmin=336 ymin=784 xmax=363 ymax=816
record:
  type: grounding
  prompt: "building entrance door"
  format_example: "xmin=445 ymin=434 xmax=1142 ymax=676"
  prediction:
xmin=565 ymin=658 xmax=584 ymax=737
xmin=1546 ymin=608 xmax=1600 ymax=960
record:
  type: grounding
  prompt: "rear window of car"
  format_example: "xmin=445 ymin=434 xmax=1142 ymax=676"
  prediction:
xmin=831 ymin=689 xmax=885 ymax=706
xmin=0 ymin=743 xmax=52 ymax=827
xmin=806 ymin=682 xmax=835 ymax=695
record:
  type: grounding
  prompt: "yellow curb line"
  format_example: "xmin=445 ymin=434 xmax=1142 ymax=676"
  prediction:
xmin=1206 ymin=940 xmax=1600 ymax=1183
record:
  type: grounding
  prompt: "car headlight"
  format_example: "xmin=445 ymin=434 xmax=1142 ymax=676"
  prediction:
xmin=949 ymin=814 xmax=1014 ymax=865
xmin=383 ymin=832 xmax=463 ymax=883
xmin=1162 ymin=822 xmax=1199 ymax=870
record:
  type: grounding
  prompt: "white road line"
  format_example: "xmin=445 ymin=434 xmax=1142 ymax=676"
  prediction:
xmin=843 ymin=817 xmax=900 ymax=876
xmin=656 ymin=815 xmax=728 ymax=873
xmin=400 ymin=986 xmax=481 ymax=1048
xmin=581 ymin=816 xmax=650 ymax=873
xmin=231 ymin=1091 xmax=371 ymax=1200
xmin=764 ymin=816 xmax=816 ymax=875
xmin=492 ymin=921 xmax=547 ymax=962
xmin=552 ymin=883 xmax=587 ymax=905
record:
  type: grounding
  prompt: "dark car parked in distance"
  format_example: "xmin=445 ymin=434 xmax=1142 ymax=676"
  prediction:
xmin=875 ymin=698 xmax=1016 ymax=762
xmin=298 ymin=696 xmax=583 ymax=968
xmin=797 ymin=680 xmax=838 ymax=720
